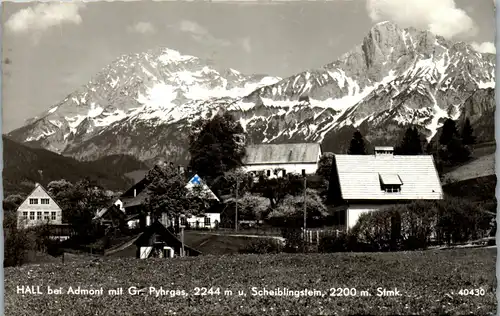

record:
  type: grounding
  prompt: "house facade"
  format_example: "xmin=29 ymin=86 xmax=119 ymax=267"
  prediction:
xmin=179 ymin=212 xmax=221 ymax=229
xmin=328 ymin=147 xmax=443 ymax=230
xmin=243 ymin=143 xmax=322 ymax=179
xmin=109 ymin=169 xmax=221 ymax=230
xmin=17 ymin=183 xmax=63 ymax=229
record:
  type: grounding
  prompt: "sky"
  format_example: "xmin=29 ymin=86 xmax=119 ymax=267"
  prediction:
xmin=1 ymin=0 xmax=496 ymax=132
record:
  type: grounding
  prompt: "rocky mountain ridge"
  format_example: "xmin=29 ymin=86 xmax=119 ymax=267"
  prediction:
xmin=7 ymin=21 xmax=495 ymax=163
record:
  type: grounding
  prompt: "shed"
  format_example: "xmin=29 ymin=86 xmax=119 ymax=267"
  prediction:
xmin=134 ymin=220 xmax=201 ymax=259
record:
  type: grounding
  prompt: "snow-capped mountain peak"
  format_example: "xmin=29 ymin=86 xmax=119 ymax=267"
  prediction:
xmin=8 ymin=22 xmax=495 ymax=164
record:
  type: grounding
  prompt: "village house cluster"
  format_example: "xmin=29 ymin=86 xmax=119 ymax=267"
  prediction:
xmin=15 ymin=143 xmax=443 ymax=258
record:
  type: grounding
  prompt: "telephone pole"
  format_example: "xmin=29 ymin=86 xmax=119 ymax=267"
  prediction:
xmin=235 ymin=179 xmax=239 ymax=232
xmin=303 ymin=176 xmax=307 ymax=253
xmin=303 ymin=176 xmax=307 ymax=231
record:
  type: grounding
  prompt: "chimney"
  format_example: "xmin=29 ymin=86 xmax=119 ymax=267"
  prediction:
xmin=178 ymin=166 xmax=185 ymax=174
xmin=374 ymin=146 xmax=394 ymax=157
xmin=133 ymin=188 xmax=137 ymax=197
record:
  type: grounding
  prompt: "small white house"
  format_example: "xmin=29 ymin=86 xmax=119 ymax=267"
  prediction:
xmin=329 ymin=147 xmax=443 ymax=230
xmin=16 ymin=183 xmax=63 ymax=229
xmin=243 ymin=143 xmax=322 ymax=179
xmin=179 ymin=213 xmax=221 ymax=229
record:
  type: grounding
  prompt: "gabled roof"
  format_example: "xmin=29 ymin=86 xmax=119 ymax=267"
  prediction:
xmin=17 ymin=183 xmax=64 ymax=212
xmin=244 ymin=143 xmax=321 ymax=165
xmin=333 ymin=154 xmax=443 ymax=200
xmin=120 ymin=177 xmax=150 ymax=199
xmin=93 ymin=205 xmax=124 ymax=220
xmin=122 ymin=189 xmax=151 ymax=208
xmin=135 ymin=220 xmax=201 ymax=255
xmin=185 ymin=174 xmax=219 ymax=201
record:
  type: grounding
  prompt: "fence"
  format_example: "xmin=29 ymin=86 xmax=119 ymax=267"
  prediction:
xmin=214 ymin=226 xmax=283 ymax=236
xmin=302 ymin=227 xmax=345 ymax=245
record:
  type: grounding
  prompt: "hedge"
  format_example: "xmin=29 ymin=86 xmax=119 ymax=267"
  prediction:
xmin=319 ymin=198 xmax=495 ymax=253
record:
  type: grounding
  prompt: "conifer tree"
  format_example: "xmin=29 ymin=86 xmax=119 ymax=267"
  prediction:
xmin=347 ymin=131 xmax=367 ymax=155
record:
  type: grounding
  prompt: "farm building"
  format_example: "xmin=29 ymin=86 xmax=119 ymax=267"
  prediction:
xmin=93 ymin=204 xmax=142 ymax=230
xmin=105 ymin=167 xmax=221 ymax=230
xmin=327 ymin=146 xmax=443 ymax=230
xmin=243 ymin=143 xmax=322 ymax=179
xmin=107 ymin=220 xmax=201 ymax=258
xmin=179 ymin=212 xmax=221 ymax=229
xmin=135 ymin=221 xmax=201 ymax=258
xmin=16 ymin=183 xmax=63 ymax=229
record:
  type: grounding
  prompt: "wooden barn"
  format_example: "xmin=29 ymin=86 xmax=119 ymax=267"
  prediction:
xmin=132 ymin=220 xmax=201 ymax=258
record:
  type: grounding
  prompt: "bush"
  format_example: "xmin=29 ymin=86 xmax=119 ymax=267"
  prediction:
xmin=349 ymin=199 xmax=494 ymax=251
xmin=318 ymin=232 xmax=351 ymax=252
xmin=350 ymin=210 xmax=395 ymax=251
xmin=239 ymin=238 xmax=283 ymax=254
xmin=280 ymin=227 xmax=304 ymax=253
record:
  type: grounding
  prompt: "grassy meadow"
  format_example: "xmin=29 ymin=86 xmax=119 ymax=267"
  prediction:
xmin=5 ymin=248 xmax=496 ymax=315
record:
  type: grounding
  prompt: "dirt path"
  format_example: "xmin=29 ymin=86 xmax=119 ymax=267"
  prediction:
xmin=187 ymin=231 xmax=286 ymax=242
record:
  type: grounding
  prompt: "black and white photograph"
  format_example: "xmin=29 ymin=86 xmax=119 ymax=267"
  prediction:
xmin=2 ymin=0 xmax=497 ymax=315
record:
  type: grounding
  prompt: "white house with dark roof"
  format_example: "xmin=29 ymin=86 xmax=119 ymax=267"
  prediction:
xmin=328 ymin=146 xmax=443 ymax=230
xmin=16 ymin=183 xmax=63 ymax=229
xmin=243 ymin=143 xmax=322 ymax=178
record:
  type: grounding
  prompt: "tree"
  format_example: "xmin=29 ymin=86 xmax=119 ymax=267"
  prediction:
xmin=47 ymin=179 xmax=73 ymax=196
xmin=188 ymin=112 xmax=246 ymax=183
xmin=461 ymin=118 xmax=476 ymax=146
xmin=439 ymin=119 xmax=458 ymax=146
xmin=438 ymin=119 xmax=471 ymax=164
xmin=316 ymin=152 xmax=334 ymax=178
xmin=251 ymin=174 xmax=304 ymax=208
xmin=225 ymin=193 xmax=270 ymax=222
xmin=3 ymin=194 xmax=25 ymax=212
xmin=61 ymin=178 xmax=110 ymax=237
xmin=145 ymin=163 xmax=206 ymax=223
xmin=211 ymin=169 xmax=254 ymax=198
xmin=347 ymin=131 xmax=367 ymax=155
xmin=395 ymin=126 xmax=425 ymax=155
xmin=446 ymin=136 xmax=471 ymax=163
xmin=267 ymin=188 xmax=329 ymax=227
xmin=4 ymin=212 xmax=33 ymax=267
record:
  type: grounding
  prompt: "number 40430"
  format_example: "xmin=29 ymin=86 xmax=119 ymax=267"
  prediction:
xmin=458 ymin=288 xmax=486 ymax=296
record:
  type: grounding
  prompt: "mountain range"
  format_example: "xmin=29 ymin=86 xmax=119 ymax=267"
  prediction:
xmin=6 ymin=21 xmax=496 ymax=165
xmin=2 ymin=136 xmax=148 ymax=196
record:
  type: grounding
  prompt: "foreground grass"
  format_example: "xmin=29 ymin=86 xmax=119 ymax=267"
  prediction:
xmin=444 ymin=153 xmax=495 ymax=183
xmin=184 ymin=231 xmax=262 ymax=255
xmin=5 ymin=248 xmax=496 ymax=316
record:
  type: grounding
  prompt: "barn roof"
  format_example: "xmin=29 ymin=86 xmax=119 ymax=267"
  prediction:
xmin=122 ymin=189 xmax=151 ymax=208
xmin=333 ymin=154 xmax=443 ymax=200
xmin=244 ymin=143 xmax=321 ymax=165
xmin=135 ymin=221 xmax=201 ymax=256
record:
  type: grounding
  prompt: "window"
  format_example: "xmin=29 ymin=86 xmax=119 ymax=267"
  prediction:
xmin=266 ymin=170 xmax=271 ymax=177
xmin=383 ymin=185 xmax=401 ymax=193
xmin=44 ymin=212 xmax=50 ymax=220
xmin=180 ymin=217 xmax=187 ymax=226
xmin=29 ymin=212 xmax=35 ymax=220
xmin=282 ymin=170 xmax=287 ymax=177
xmin=51 ymin=212 xmax=57 ymax=221
xmin=37 ymin=212 xmax=42 ymax=220
xmin=22 ymin=212 xmax=28 ymax=219
xmin=301 ymin=169 xmax=306 ymax=176
xmin=204 ymin=217 xmax=211 ymax=226
xmin=379 ymin=173 xmax=402 ymax=193
xmin=41 ymin=198 xmax=50 ymax=205
xmin=29 ymin=198 xmax=38 ymax=205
